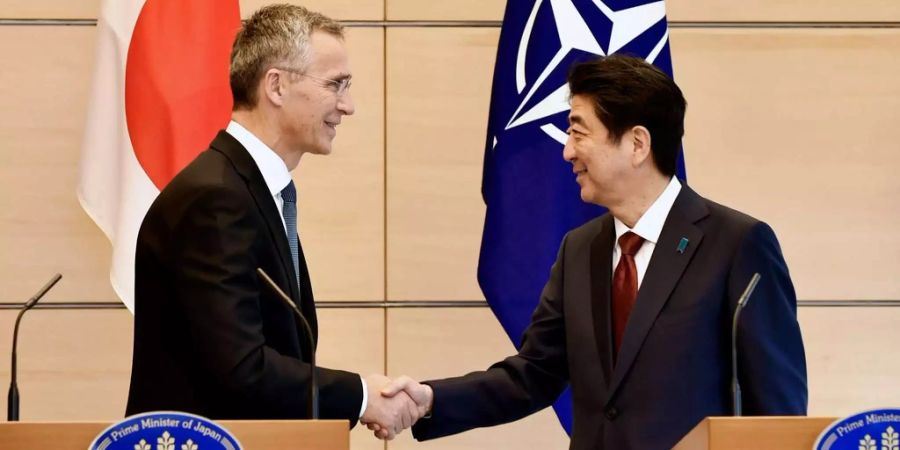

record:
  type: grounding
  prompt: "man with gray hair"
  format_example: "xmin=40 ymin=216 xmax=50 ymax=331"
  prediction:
xmin=127 ymin=4 xmax=421 ymax=438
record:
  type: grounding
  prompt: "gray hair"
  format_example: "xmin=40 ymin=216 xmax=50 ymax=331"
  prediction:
xmin=230 ymin=4 xmax=344 ymax=109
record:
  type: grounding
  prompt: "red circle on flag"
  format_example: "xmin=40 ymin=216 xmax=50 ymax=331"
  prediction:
xmin=125 ymin=0 xmax=240 ymax=190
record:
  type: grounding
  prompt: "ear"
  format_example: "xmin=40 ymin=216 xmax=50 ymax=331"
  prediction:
xmin=630 ymin=125 xmax=652 ymax=167
xmin=261 ymin=68 xmax=286 ymax=107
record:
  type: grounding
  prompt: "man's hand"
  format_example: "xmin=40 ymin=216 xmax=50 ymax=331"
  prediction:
xmin=382 ymin=375 xmax=433 ymax=417
xmin=360 ymin=374 xmax=419 ymax=440
xmin=365 ymin=375 xmax=434 ymax=440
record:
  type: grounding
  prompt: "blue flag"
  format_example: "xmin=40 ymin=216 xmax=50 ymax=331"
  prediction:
xmin=477 ymin=0 xmax=685 ymax=433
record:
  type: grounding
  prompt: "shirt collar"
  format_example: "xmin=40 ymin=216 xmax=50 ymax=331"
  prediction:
xmin=614 ymin=176 xmax=683 ymax=245
xmin=225 ymin=120 xmax=292 ymax=196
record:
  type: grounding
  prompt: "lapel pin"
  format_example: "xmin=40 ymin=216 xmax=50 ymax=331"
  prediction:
xmin=677 ymin=237 xmax=689 ymax=254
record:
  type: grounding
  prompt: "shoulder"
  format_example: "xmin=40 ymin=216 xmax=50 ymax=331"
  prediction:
xmin=691 ymin=192 xmax=783 ymax=262
xmin=694 ymin=192 xmax=772 ymax=242
xmin=144 ymin=149 xmax=254 ymax=227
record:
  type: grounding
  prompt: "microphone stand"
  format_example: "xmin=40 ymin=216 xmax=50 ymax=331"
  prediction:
xmin=256 ymin=268 xmax=319 ymax=419
xmin=732 ymin=272 xmax=761 ymax=417
xmin=8 ymin=273 xmax=62 ymax=421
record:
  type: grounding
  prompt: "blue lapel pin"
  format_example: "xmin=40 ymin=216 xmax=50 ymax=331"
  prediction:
xmin=677 ymin=237 xmax=689 ymax=254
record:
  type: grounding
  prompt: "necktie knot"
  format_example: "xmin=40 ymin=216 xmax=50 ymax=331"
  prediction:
xmin=281 ymin=181 xmax=296 ymax=203
xmin=618 ymin=232 xmax=644 ymax=257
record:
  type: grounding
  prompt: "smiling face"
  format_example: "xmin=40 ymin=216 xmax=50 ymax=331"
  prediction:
xmin=562 ymin=94 xmax=635 ymax=207
xmin=277 ymin=31 xmax=355 ymax=159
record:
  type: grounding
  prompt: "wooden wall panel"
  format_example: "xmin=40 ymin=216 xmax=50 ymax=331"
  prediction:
xmin=800 ymin=307 xmax=900 ymax=415
xmin=386 ymin=0 xmax=504 ymax=22
xmin=295 ymin=27 xmax=385 ymax=301
xmin=0 ymin=26 xmax=115 ymax=303
xmin=3 ymin=0 xmax=898 ymax=24
xmin=241 ymin=0 xmax=384 ymax=21
xmin=668 ymin=0 xmax=900 ymax=22
xmin=315 ymin=309 xmax=386 ymax=450
xmin=0 ymin=309 xmax=132 ymax=420
xmin=0 ymin=0 xmax=97 ymax=19
xmin=673 ymin=28 xmax=900 ymax=300
xmin=386 ymin=308 xmax=569 ymax=449
xmin=386 ymin=0 xmax=900 ymax=22
xmin=0 ymin=0 xmax=382 ymax=21
xmin=316 ymin=309 xmax=385 ymax=380
xmin=385 ymin=28 xmax=498 ymax=301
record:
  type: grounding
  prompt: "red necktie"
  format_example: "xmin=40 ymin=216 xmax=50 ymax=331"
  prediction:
xmin=612 ymin=231 xmax=644 ymax=362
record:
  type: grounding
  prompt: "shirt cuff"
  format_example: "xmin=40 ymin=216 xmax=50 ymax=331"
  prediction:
xmin=358 ymin=375 xmax=368 ymax=419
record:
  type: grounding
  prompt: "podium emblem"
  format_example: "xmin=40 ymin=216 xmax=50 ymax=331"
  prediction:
xmin=814 ymin=408 xmax=900 ymax=450
xmin=88 ymin=411 xmax=241 ymax=450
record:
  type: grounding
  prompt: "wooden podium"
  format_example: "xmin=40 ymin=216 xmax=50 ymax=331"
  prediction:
xmin=0 ymin=420 xmax=349 ymax=450
xmin=674 ymin=417 xmax=838 ymax=450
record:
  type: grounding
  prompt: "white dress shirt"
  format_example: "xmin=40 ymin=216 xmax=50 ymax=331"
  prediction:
xmin=226 ymin=120 xmax=293 ymax=231
xmin=612 ymin=177 xmax=682 ymax=288
xmin=225 ymin=120 xmax=369 ymax=418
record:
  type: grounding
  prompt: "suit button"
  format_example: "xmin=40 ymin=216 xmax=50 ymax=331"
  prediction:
xmin=605 ymin=407 xmax=618 ymax=420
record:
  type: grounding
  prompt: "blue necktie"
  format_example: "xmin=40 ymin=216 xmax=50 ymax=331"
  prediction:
xmin=280 ymin=181 xmax=301 ymax=291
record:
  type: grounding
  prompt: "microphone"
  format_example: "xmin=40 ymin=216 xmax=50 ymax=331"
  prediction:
xmin=8 ymin=273 xmax=62 ymax=421
xmin=731 ymin=272 xmax=761 ymax=417
xmin=256 ymin=268 xmax=318 ymax=419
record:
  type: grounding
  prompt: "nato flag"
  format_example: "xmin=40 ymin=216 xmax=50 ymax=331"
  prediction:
xmin=477 ymin=0 xmax=686 ymax=433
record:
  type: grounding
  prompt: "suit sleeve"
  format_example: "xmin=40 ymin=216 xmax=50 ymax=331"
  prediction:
xmin=730 ymin=221 xmax=808 ymax=415
xmin=173 ymin=186 xmax=362 ymax=423
xmin=412 ymin=234 xmax=572 ymax=440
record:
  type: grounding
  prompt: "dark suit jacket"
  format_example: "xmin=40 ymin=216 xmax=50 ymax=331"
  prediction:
xmin=126 ymin=131 xmax=362 ymax=423
xmin=412 ymin=186 xmax=807 ymax=449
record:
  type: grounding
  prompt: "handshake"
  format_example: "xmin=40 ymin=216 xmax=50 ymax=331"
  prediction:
xmin=360 ymin=374 xmax=433 ymax=440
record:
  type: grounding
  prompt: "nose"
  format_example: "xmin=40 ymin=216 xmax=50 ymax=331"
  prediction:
xmin=562 ymin=135 xmax=575 ymax=162
xmin=338 ymin=91 xmax=355 ymax=116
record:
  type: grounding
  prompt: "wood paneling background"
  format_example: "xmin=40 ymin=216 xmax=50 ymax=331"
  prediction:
xmin=1 ymin=1 xmax=897 ymax=449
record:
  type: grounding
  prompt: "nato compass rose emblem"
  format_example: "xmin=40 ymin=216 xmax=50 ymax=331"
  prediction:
xmin=493 ymin=0 xmax=671 ymax=150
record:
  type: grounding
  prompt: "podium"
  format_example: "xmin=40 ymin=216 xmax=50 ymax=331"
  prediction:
xmin=0 ymin=420 xmax=349 ymax=450
xmin=674 ymin=417 xmax=837 ymax=450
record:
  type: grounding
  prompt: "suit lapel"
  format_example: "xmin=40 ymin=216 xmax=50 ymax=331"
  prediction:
xmin=606 ymin=186 xmax=709 ymax=399
xmin=209 ymin=131 xmax=301 ymax=304
xmin=590 ymin=215 xmax=616 ymax=387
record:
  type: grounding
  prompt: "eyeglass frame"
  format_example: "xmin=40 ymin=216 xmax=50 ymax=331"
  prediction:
xmin=273 ymin=67 xmax=352 ymax=96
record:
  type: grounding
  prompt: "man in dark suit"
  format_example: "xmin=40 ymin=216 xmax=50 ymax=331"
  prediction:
xmin=126 ymin=5 xmax=420 ymax=437
xmin=376 ymin=54 xmax=808 ymax=448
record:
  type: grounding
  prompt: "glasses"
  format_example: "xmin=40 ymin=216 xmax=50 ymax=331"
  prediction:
xmin=275 ymin=67 xmax=352 ymax=96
